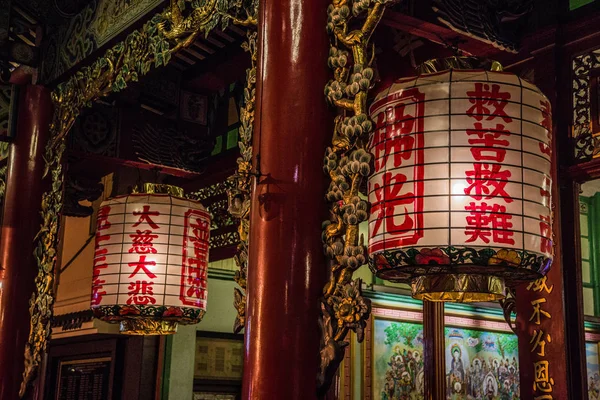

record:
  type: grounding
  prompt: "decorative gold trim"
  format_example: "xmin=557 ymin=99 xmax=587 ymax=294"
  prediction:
xmin=226 ymin=12 xmax=258 ymax=335
xmin=119 ymin=319 xmax=178 ymax=335
xmin=411 ymin=274 xmax=506 ymax=303
xmin=498 ymin=287 xmax=517 ymax=334
xmin=133 ymin=183 xmax=185 ymax=197
xmin=21 ymin=1 xmax=259 ymax=397
xmin=318 ymin=0 xmax=397 ymax=394
xmin=417 ymin=56 xmax=503 ymax=74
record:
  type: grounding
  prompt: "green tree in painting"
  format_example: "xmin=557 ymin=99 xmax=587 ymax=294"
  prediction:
xmin=384 ymin=322 xmax=422 ymax=347
xmin=496 ymin=333 xmax=518 ymax=360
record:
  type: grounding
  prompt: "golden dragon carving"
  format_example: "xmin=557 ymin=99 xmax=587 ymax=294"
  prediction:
xmin=318 ymin=0 xmax=397 ymax=394
xmin=158 ymin=0 xmax=218 ymax=51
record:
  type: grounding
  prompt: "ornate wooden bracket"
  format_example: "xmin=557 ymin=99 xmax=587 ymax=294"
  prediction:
xmin=62 ymin=175 xmax=104 ymax=217
xmin=318 ymin=0 xmax=398 ymax=394
xmin=499 ymin=287 xmax=517 ymax=334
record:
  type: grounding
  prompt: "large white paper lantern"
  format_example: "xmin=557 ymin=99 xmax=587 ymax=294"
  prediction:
xmin=368 ymin=61 xmax=553 ymax=302
xmin=91 ymin=184 xmax=210 ymax=334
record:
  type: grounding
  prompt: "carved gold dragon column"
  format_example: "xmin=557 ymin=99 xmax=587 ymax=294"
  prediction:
xmin=223 ymin=6 xmax=258 ymax=335
xmin=318 ymin=0 xmax=397 ymax=393
xmin=19 ymin=1 xmax=238 ymax=396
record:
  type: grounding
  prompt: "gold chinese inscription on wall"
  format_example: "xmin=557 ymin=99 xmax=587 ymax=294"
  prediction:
xmin=527 ymin=276 xmax=555 ymax=399
xmin=194 ymin=337 xmax=244 ymax=380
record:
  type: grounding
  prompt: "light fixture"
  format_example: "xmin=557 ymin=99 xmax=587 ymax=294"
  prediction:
xmin=91 ymin=183 xmax=211 ymax=334
xmin=368 ymin=57 xmax=553 ymax=302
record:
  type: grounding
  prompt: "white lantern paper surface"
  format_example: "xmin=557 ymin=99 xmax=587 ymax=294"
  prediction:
xmin=368 ymin=68 xmax=553 ymax=301
xmin=91 ymin=191 xmax=210 ymax=334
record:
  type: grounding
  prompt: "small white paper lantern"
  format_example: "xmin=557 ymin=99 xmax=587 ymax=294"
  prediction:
xmin=368 ymin=61 xmax=553 ymax=302
xmin=91 ymin=184 xmax=210 ymax=334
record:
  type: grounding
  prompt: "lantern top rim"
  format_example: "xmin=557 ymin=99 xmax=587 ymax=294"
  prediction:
xmin=101 ymin=190 xmax=208 ymax=210
xmin=417 ymin=56 xmax=503 ymax=75
xmin=132 ymin=183 xmax=185 ymax=197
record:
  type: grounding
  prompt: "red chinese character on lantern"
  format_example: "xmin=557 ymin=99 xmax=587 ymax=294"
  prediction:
xmin=97 ymin=206 xmax=111 ymax=230
xmin=539 ymin=214 xmax=552 ymax=254
xmin=191 ymin=218 xmax=210 ymax=242
xmin=181 ymin=210 xmax=211 ymax=306
xmin=91 ymin=277 xmax=107 ymax=306
xmin=372 ymin=104 xmax=416 ymax=173
xmin=92 ymin=244 xmax=109 ymax=304
xmin=464 ymin=163 xmax=512 ymax=202
xmin=92 ymin=206 xmax=112 ymax=306
xmin=186 ymin=224 xmax=209 ymax=299
xmin=186 ymin=261 xmax=207 ymax=300
xmin=127 ymin=280 xmax=156 ymax=305
xmin=371 ymin=171 xmax=415 ymax=236
xmin=540 ymin=176 xmax=551 ymax=203
xmin=368 ymin=88 xmax=425 ymax=253
xmin=539 ymin=100 xmax=552 ymax=156
xmin=129 ymin=230 xmax=159 ymax=254
xmin=133 ymin=205 xmax=160 ymax=229
xmin=127 ymin=206 xmax=159 ymax=294
xmin=128 ymin=255 xmax=157 ymax=279
xmin=466 ymin=123 xmax=511 ymax=162
xmin=465 ymin=202 xmax=515 ymax=244
xmin=466 ymin=83 xmax=512 ymax=123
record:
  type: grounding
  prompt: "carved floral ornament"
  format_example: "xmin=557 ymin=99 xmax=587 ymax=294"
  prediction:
xmin=21 ymin=0 xmax=257 ymax=397
xmin=573 ymin=49 xmax=600 ymax=162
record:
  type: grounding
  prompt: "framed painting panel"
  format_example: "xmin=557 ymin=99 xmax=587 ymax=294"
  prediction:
xmin=443 ymin=322 xmax=519 ymax=399
xmin=56 ymin=357 xmax=112 ymax=400
xmin=585 ymin=331 xmax=600 ymax=399
xmin=194 ymin=332 xmax=244 ymax=381
xmin=365 ymin=306 xmax=425 ymax=400
xmin=365 ymin=303 xmax=519 ymax=400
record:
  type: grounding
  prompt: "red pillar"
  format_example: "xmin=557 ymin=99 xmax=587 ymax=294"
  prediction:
xmin=514 ymin=33 xmax=571 ymax=400
xmin=423 ymin=301 xmax=445 ymax=400
xmin=0 ymin=85 xmax=52 ymax=400
xmin=242 ymin=0 xmax=331 ymax=398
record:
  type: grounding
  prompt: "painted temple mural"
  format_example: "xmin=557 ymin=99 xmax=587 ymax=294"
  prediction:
xmin=373 ymin=319 xmax=425 ymax=400
xmin=445 ymin=328 xmax=519 ymax=400
xmin=372 ymin=316 xmax=520 ymax=400
xmin=588 ymin=342 xmax=600 ymax=399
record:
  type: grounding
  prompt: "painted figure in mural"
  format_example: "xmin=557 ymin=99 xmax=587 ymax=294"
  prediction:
xmin=381 ymin=345 xmax=425 ymax=400
xmin=378 ymin=323 xmax=520 ymax=400
xmin=447 ymin=345 xmax=466 ymax=398
xmin=590 ymin=373 xmax=600 ymax=400
xmin=469 ymin=358 xmax=484 ymax=398
xmin=484 ymin=374 xmax=497 ymax=400
xmin=382 ymin=383 xmax=391 ymax=400
xmin=446 ymin=330 xmax=520 ymax=400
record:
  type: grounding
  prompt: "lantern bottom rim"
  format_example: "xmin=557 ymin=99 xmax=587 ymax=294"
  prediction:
xmin=119 ymin=319 xmax=178 ymax=335
xmin=411 ymin=274 xmax=506 ymax=303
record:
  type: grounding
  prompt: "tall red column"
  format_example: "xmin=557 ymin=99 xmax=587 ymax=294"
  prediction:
xmin=0 ymin=85 xmax=52 ymax=400
xmin=423 ymin=301 xmax=445 ymax=400
xmin=514 ymin=33 xmax=571 ymax=400
xmin=242 ymin=0 xmax=331 ymax=398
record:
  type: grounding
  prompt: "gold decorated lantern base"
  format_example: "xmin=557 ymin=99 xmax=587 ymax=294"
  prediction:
xmin=119 ymin=319 xmax=178 ymax=335
xmin=411 ymin=274 xmax=506 ymax=303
